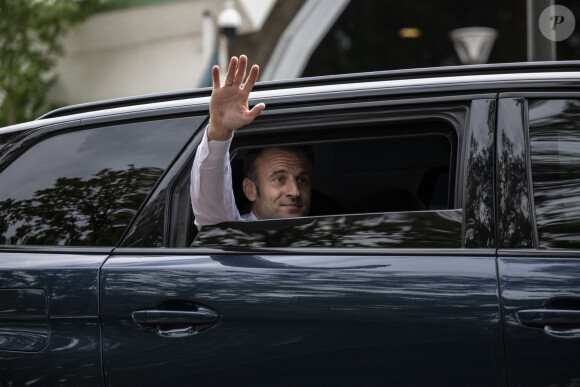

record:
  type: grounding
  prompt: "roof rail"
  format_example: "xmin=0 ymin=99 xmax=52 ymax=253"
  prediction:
xmin=38 ymin=61 xmax=580 ymax=120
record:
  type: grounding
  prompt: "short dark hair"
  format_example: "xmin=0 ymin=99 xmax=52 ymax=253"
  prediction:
xmin=242 ymin=146 xmax=314 ymax=195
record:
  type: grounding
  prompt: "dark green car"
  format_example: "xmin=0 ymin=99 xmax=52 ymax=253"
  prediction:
xmin=2 ymin=62 xmax=580 ymax=386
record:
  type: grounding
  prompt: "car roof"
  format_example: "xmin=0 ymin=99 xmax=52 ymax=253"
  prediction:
xmin=37 ymin=60 xmax=580 ymax=120
xmin=1 ymin=60 xmax=580 ymax=138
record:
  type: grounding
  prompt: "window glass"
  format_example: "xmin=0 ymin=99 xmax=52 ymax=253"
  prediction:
xmin=529 ymin=99 xmax=580 ymax=249
xmin=194 ymin=210 xmax=462 ymax=249
xmin=0 ymin=117 xmax=195 ymax=246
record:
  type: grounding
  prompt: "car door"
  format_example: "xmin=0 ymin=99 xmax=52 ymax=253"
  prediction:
xmin=101 ymin=96 xmax=507 ymax=386
xmin=0 ymin=115 xmax=201 ymax=385
xmin=498 ymin=96 xmax=580 ymax=386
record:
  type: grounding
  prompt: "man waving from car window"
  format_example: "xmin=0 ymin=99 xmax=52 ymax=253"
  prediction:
xmin=190 ymin=55 xmax=313 ymax=229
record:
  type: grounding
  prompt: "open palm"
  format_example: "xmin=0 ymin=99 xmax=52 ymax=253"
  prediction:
xmin=207 ymin=55 xmax=266 ymax=141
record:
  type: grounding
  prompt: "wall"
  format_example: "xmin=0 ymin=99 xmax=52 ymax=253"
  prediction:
xmin=50 ymin=0 xmax=274 ymax=105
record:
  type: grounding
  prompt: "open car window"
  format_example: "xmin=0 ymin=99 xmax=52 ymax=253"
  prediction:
xmin=230 ymin=128 xmax=456 ymax=216
xmin=192 ymin=118 xmax=460 ymax=249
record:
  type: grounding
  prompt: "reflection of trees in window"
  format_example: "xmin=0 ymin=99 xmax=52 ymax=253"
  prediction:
xmin=0 ymin=165 xmax=163 ymax=246
xmin=498 ymin=131 xmax=533 ymax=248
xmin=194 ymin=210 xmax=462 ymax=249
xmin=464 ymin=135 xmax=494 ymax=248
xmin=464 ymin=100 xmax=496 ymax=248
xmin=120 ymin=188 xmax=168 ymax=248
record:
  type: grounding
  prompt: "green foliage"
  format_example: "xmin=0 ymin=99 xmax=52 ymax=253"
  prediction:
xmin=0 ymin=0 xmax=110 ymax=127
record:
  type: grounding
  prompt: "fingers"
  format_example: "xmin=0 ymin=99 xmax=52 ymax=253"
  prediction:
xmin=234 ymin=55 xmax=247 ymax=87
xmin=219 ymin=55 xmax=259 ymax=91
xmin=224 ymin=56 xmax=238 ymax=86
xmin=242 ymin=64 xmax=259 ymax=92
xmin=211 ymin=66 xmax=221 ymax=89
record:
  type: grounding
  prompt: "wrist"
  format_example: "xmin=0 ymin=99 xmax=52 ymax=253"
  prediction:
xmin=207 ymin=122 xmax=233 ymax=142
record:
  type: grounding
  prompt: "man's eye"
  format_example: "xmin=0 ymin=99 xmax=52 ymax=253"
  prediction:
xmin=273 ymin=176 xmax=284 ymax=182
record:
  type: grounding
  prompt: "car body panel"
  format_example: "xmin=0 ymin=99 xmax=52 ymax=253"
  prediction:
xmin=499 ymin=254 xmax=580 ymax=386
xmin=0 ymin=251 xmax=107 ymax=386
xmin=101 ymin=252 xmax=504 ymax=386
xmin=104 ymin=92 xmax=502 ymax=385
xmin=497 ymin=94 xmax=580 ymax=385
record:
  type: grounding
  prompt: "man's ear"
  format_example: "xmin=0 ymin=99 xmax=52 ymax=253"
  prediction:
xmin=243 ymin=178 xmax=257 ymax=201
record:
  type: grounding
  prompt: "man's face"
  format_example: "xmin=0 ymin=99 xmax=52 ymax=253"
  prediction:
xmin=244 ymin=148 xmax=312 ymax=219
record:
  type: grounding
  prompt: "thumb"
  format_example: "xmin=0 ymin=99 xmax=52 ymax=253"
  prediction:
xmin=248 ymin=103 xmax=266 ymax=120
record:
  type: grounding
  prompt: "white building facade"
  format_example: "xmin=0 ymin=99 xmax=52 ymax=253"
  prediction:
xmin=51 ymin=0 xmax=278 ymax=105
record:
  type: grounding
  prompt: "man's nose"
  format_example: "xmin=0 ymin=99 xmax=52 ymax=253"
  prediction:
xmin=286 ymin=178 xmax=300 ymax=197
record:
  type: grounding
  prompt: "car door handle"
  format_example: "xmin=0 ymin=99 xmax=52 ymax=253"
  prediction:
xmin=518 ymin=309 xmax=580 ymax=326
xmin=132 ymin=307 xmax=218 ymax=326
xmin=517 ymin=309 xmax=580 ymax=338
xmin=132 ymin=305 xmax=219 ymax=337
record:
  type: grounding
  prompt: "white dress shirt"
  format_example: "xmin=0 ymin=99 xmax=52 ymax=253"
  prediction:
xmin=190 ymin=128 xmax=257 ymax=228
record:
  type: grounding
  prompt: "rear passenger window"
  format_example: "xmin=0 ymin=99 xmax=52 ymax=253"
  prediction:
xmin=529 ymin=99 xmax=580 ymax=249
xmin=0 ymin=117 xmax=197 ymax=246
xmin=192 ymin=113 xmax=462 ymax=249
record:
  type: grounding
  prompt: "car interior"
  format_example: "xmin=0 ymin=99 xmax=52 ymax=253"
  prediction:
xmin=230 ymin=131 xmax=454 ymax=217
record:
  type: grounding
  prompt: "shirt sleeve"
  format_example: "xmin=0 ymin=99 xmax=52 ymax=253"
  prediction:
xmin=190 ymin=127 xmax=243 ymax=228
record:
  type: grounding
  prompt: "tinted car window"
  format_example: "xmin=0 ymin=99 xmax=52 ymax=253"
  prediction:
xmin=529 ymin=99 xmax=580 ymax=249
xmin=194 ymin=210 xmax=462 ymax=248
xmin=0 ymin=117 xmax=195 ymax=246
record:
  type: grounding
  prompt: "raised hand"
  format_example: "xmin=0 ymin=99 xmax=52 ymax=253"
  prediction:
xmin=207 ymin=55 xmax=266 ymax=141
